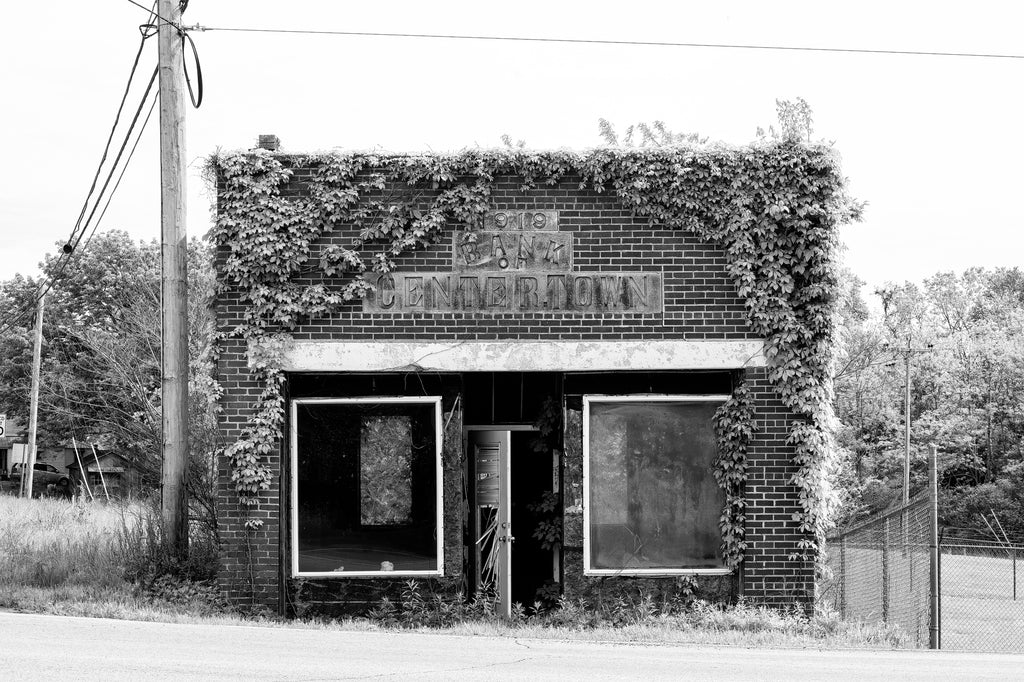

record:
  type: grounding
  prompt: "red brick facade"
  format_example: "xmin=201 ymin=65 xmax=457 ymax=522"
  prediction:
xmin=215 ymin=161 xmax=815 ymax=613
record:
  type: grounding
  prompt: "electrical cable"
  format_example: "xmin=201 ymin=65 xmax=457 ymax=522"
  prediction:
xmin=189 ymin=25 xmax=1024 ymax=61
xmin=83 ymin=90 xmax=159 ymax=249
xmin=30 ymin=10 xmax=154 ymax=299
xmin=126 ymin=0 xmax=179 ymax=30
xmin=65 ymin=15 xmax=155 ymax=259
xmin=0 ymin=6 xmax=160 ymax=337
xmin=127 ymin=0 xmax=202 ymax=108
xmin=72 ymin=65 xmax=159 ymax=256
xmin=182 ymin=30 xmax=203 ymax=108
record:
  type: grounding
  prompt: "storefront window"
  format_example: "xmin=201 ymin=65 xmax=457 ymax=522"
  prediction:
xmin=584 ymin=395 xmax=728 ymax=574
xmin=291 ymin=397 xmax=443 ymax=576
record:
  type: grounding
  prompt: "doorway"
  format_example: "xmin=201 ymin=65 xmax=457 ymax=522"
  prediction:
xmin=467 ymin=426 xmax=556 ymax=617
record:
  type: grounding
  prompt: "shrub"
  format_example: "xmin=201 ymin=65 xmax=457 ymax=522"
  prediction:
xmin=115 ymin=497 xmax=220 ymax=586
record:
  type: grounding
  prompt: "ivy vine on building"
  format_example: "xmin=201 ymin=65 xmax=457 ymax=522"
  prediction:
xmin=209 ymin=142 xmax=859 ymax=569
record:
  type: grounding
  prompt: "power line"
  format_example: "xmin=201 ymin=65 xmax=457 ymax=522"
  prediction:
xmin=126 ymin=0 xmax=179 ymax=29
xmin=0 ymin=10 xmax=160 ymax=337
xmin=0 ymin=65 xmax=158 ymax=337
xmin=187 ymin=25 xmax=1024 ymax=61
xmin=83 ymin=88 xmax=160 ymax=251
xmin=74 ymin=65 xmax=160 ymax=254
xmin=35 ymin=9 xmax=156 ymax=296
xmin=66 ymin=20 xmax=154 ymax=257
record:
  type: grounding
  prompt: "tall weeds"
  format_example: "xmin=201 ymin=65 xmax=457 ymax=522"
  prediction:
xmin=0 ymin=494 xmax=222 ymax=617
xmin=0 ymin=495 xmax=129 ymax=590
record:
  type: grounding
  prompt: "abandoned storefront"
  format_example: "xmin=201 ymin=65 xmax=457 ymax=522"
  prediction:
xmin=213 ymin=143 xmax=849 ymax=616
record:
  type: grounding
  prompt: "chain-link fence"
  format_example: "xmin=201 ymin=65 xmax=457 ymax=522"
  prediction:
xmin=820 ymin=493 xmax=937 ymax=648
xmin=939 ymin=533 xmax=1024 ymax=652
xmin=821 ymin=460 xmax=1024 ymax=651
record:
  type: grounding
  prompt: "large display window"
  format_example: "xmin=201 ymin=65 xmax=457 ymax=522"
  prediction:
xmin=583 ymin=395 xmax=729 ymax=575
xmin=290 ymin=397 xmax=443 ymax=577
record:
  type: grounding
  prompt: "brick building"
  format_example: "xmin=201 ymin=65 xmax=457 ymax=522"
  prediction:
xmin=214 ymin=144 xmax=827 ymax=616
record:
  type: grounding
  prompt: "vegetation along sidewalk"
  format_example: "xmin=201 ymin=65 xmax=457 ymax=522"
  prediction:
xmin=0 ymin=494 xmax=905 ymax=650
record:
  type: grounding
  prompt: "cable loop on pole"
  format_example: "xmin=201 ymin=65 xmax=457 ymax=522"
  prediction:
xmin=182 ymin=30 xmax=203 ymax=108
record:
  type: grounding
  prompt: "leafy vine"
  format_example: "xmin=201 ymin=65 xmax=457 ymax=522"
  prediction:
xmin=210 ymin=142 xmax=857 ymax=564
xmin=714 ymin=384 xmax=754 ymax=568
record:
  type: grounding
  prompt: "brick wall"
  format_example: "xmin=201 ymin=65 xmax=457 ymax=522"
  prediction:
xmin=741 ymin=366 xmax=816 ymax=605
xmin=214 ymin=161 xmax=814 ymax=612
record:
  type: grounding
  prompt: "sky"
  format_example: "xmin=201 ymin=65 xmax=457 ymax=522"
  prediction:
xmin=1 ymin=1 xmax=1022 ymax=295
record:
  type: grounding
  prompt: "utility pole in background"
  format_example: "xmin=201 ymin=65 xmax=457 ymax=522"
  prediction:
xmin=928 ymin=443 xmax=941 ymax=649
xmin=889 ymin=337 xmax=934 ymax=505
xmin=21 ymin=294 xmax=45 ymax=498
xmin=158 ymin=0 xmax=189 ymax=555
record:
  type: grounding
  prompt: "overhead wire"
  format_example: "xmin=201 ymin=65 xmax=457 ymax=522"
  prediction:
xmin=186 ymin=25 xmax=1024 ymax=61
xmin=182 ymin=29 xmax=203 ymax=107
xmin=72 ymin=64 xmax=160 ymax=255
xmin=83 ymin=95 xmax=160 ymax=252
xmin=65 ymin=21 xmax=157 ymax=257
xmin=123 ymin=0 xmax=1024 ymax=61
xmin=125 ymin=0 xmax=179 ymax=30
xmin=37 ymin=14 xmax=158 ymax=295
xmin=0 ymin=4 xmax=161 ymax=337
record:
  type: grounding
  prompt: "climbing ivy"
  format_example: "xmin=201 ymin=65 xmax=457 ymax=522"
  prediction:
xmin=714 ymin=384 xmax=754 ymax=568
xmin=210 ymin=142 xmax=858 ymax=563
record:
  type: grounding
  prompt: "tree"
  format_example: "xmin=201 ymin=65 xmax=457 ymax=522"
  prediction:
xmin=0 ymin=231 xmax=219 ymax=531
xmin=830 ymin=267 xmax=1024 ymax=527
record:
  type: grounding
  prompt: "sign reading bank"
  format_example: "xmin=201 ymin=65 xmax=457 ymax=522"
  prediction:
xmin=364 ymin=211 xmax=663 ymax=313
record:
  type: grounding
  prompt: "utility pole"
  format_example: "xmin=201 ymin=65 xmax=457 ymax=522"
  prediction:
xmin=21 ymin=293 xmax=45 ymax=499
xmin=890 ymin=337 xmax=933 ymax=505
xmin=928 ymin=443 xmax=940 ymax=649
xmin=158 ymin=0 xmax=189 ymax=554
xmin=904 ymin=339 xmax=910 ymax=504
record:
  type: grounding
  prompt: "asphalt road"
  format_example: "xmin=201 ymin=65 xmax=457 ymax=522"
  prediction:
xmin=0 ymin=611 xmax=1021 ymax=681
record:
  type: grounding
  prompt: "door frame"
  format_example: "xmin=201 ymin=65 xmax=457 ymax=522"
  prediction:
xmin=464 ymin=425 xmax=538 ymax=618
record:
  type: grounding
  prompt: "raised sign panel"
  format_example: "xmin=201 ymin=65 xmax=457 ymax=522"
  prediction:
xmin=363 ymin=272 xmax=662 ymax=313
xmin=483 ymin=210 xmax=558 ymax=231
xmin=454 ymin=231 xmax=571 ymax=271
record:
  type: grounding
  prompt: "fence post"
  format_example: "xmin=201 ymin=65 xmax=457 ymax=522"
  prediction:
xmin=1014 ymin=548 xmax=1017 ymax=602
xmin=928 ymin=443 xmax=940 ymax=650
xmin=840 ymin=535 xmax=847 ymax=619
xmin=882 ymin=516 xmax=890 ymax=623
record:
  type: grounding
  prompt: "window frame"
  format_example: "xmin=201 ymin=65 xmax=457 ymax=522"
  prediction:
xmin=582 ymin=393 xmax=733 ymax=577
xmin=289 ymin=396 xmax=445 ymax=578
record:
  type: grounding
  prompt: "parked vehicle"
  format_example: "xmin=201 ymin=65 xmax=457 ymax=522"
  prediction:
xmin=10 ymin=462 xmax=73 ymax=495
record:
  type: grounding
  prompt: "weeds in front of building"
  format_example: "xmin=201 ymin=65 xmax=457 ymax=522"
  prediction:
xmin=0 ymin=494 xmax=223 ymax=620
xmin=356 ymin=579 xmax=904 ymax=648
xmin=0 ymin=493 xmax=905 ymax=648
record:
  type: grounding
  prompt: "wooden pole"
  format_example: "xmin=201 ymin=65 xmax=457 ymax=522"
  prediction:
xmin=72 ymin=437 xmax=95 ymax=502
xmin=158 ymin=0 xmax=189 ymax=554
xmin=22 ymin=293 xmax=45 ymax=499
xmin=89 ymin=442 xmax=110 ymax=502
xmin=928 ymin=444 xmax=940 ymax=649
xmin=903 ymin=338 xmax=911 ymax=506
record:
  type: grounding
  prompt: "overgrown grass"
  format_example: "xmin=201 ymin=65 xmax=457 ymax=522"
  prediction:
xmin=0 ymin=495 xmax=129 ymax=590
xmin=0 ymin=494 xmax=222 ymax=620
xmin=0 ymin=494 xmax=906 ymax=649
xmin=356 ymin=582 xmax=906 ymax=649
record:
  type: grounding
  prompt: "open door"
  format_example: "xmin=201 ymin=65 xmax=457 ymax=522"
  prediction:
xmin=469 ymin=430 xmax=512 ymax=618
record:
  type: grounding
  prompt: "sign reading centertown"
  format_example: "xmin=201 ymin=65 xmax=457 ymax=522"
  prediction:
xmin=362 ymin=210 xmax=662 ymax=313
xmin=364 ymin=272 xmax=662 ymax=313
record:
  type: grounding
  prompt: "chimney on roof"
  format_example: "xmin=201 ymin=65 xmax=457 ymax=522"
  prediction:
xmin=257 ymin=134 xmax=281 ymax=151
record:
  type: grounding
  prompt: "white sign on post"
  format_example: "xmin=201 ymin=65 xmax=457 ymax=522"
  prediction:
xmin=0 ymin=414 xmax=6 ymax=438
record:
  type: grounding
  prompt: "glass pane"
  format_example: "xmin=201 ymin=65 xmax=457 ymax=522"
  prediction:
xmin=588 ymin=400 xmax=724 ymax=570
xmin=296 ymin=401 xmax=438 ymax=573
